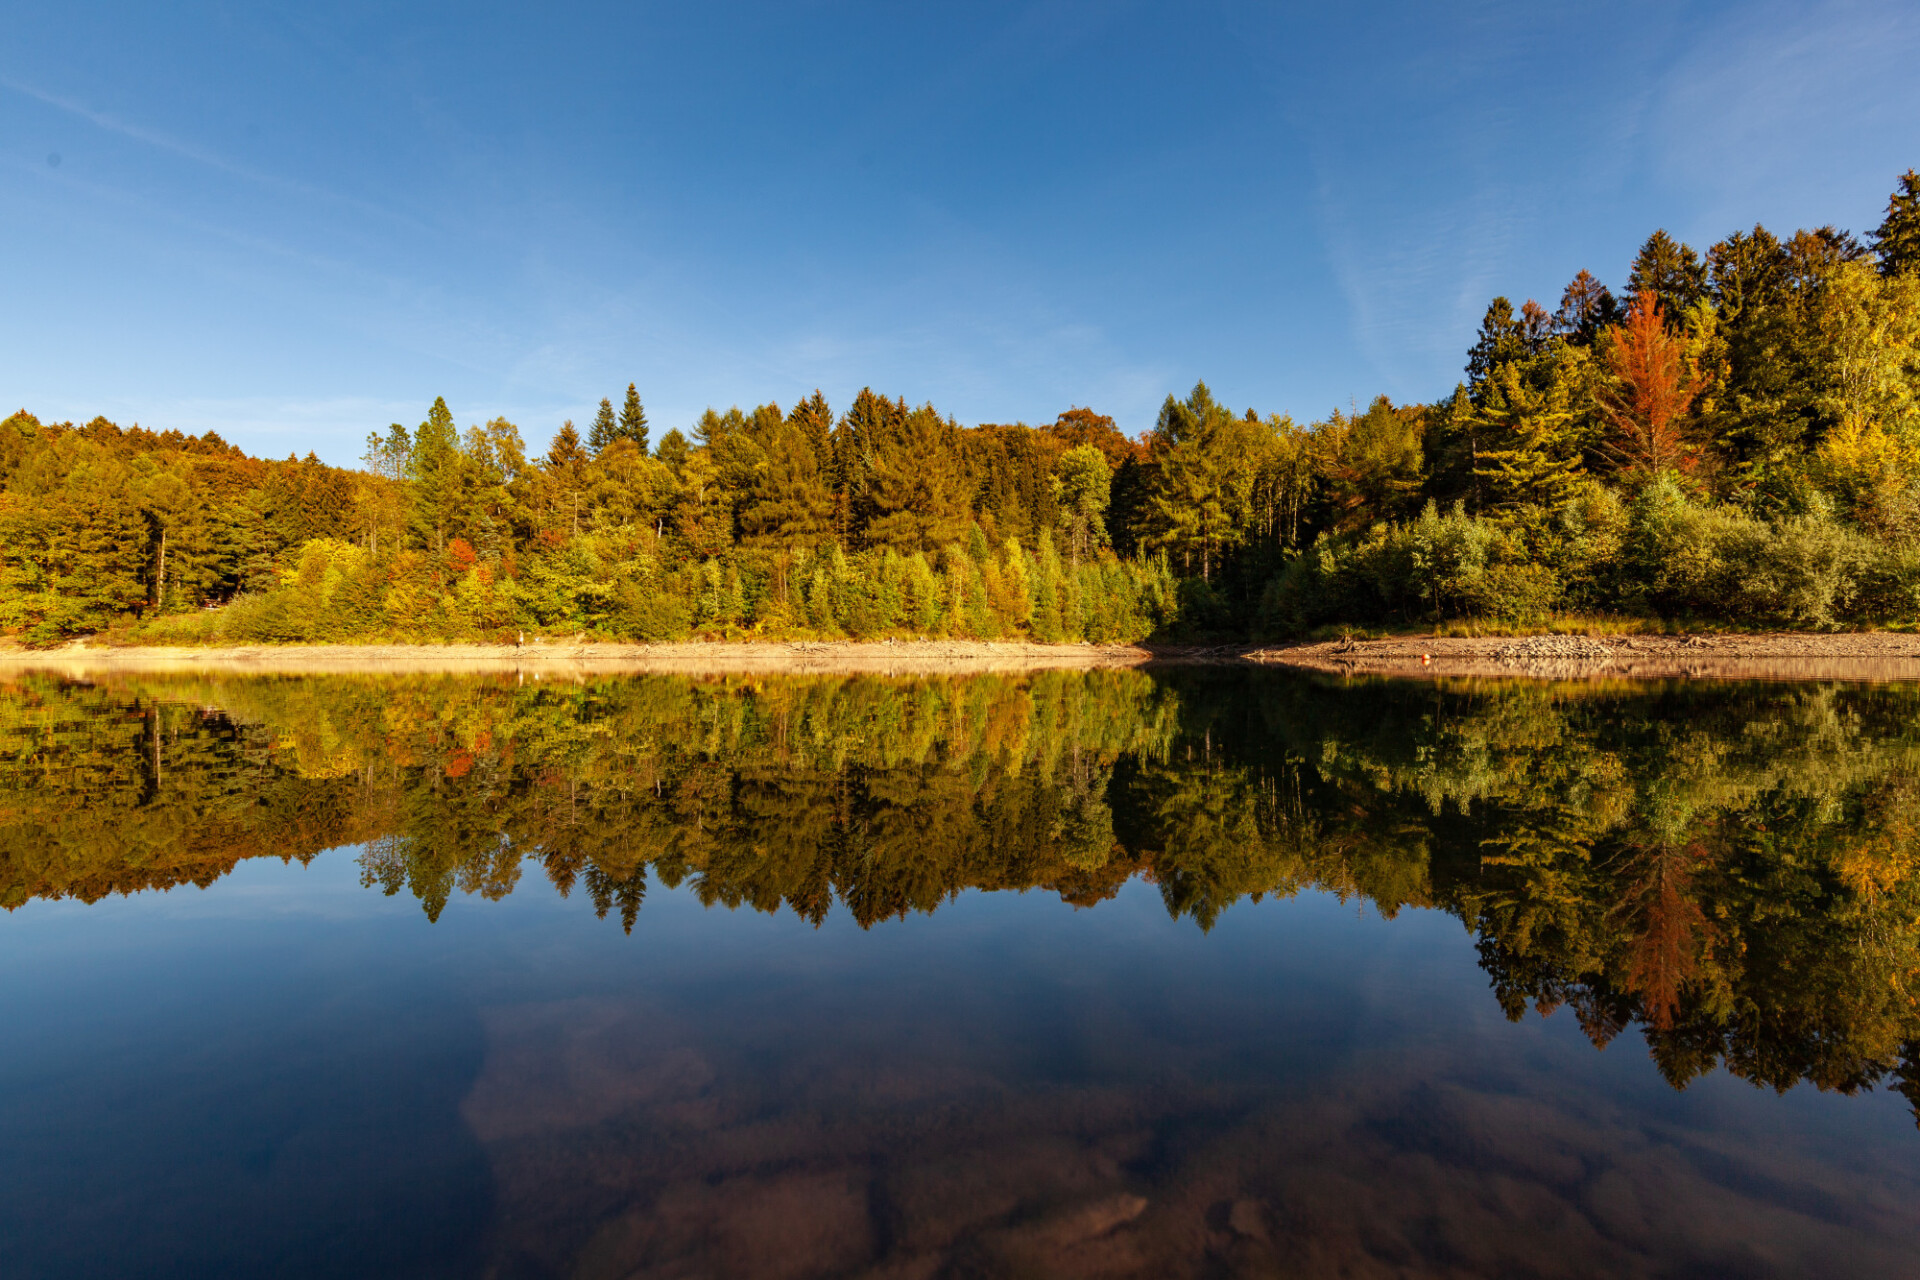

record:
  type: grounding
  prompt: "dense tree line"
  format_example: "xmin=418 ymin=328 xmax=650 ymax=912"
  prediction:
xmin=0 ymin=390 xmax=1175 ymax=646
xmin=2 ymin=170 xmax=1916 ymax=644
xmin=4 ymin=668 xmax=1918 ymax=1120
xmin=1264 ymin=169 xmax=1920 ymax=632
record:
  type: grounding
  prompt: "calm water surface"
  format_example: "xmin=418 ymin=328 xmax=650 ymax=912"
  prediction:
xmin=2 ymin=668 xmax=1917 ymax=1278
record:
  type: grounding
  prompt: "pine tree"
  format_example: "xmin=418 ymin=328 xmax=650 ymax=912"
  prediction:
xmin=619 ymin=384 xmax=650 ymax=452
xmin=788 ymin=391 xmax=835 ymax=471
xmin=1872 ymin=169 xmax=1920 ymax=278
xmin=587 ymin=398 xmax=618 ymax=453
xmin=1707 ymin=226 xmax=1787 ymax=320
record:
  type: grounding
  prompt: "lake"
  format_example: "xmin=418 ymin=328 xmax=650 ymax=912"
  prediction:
xmin=2 ymin=667 xmax=1917 ymax=1278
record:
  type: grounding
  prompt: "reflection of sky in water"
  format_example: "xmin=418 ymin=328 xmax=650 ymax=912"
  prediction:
xmin=3 ymin=846 xmax=1916 ymax=1279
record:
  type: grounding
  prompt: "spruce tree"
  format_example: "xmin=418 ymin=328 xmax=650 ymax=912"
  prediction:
xmin=788 ymin=390 xmax=835 ymax=473
xmin=1554 ymin=271 xmax=1619 ymax=344
xmin=1466 ymin=297 xmax=1526 ymax=390
xmin=587 ymin=398 xmax=618 ymax=453
xmin=739 ymin=421 xmax=836 ymax=548
xmin=1626 ymin=230 xmax=1708 ymax=319
xmin=656 ymin=428 xmax=689 ymax=473
xmin=1872 ymin=169 xmax=1920 ymax=277
xmin=619 ymin=384 xmax=650 ymax=452
xmin=409 ymin=396 xmax=460 ymax=554
xmin=546 ymin=421 xmax=590 ymax=536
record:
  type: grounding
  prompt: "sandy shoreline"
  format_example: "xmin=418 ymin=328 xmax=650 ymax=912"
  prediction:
xmin=0 ymin=638 xmax=1159 ymax=676
xmin=1249 ymin=631 xmax=1920 ymax=682
xmin=5 ymin=632 xmax=1920 ymax=681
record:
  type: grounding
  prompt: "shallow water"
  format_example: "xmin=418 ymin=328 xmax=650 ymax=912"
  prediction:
xmin=3 ymin=668 xmax=1917 ymax=1278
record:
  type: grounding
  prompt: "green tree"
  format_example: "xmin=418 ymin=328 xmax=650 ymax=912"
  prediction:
xmin=359 ymin=424 xmax=411 ymax=555
xmin=543 ymin=421 xmax=592 ymax=537
xmin=1466 ymin=348 xmax=1591 ymax=514
xmin=408 ymin=397 xmax=460 ymax=555
xmin=1627 ymin=229 xmax=1708 ymax=319
xmin=1316 ymin=396 xmax=1425 ymax=532
xmin=841 ymin=393 xmax=972 ymax=552
xmin=1052 ymin=443 xmax=1111 ymax=565
xmin=656 ymin=428 xmax=690 ymax=473
xmin=740 ymin=420 xmax=837 ymax=549
xmin=587 ymin=397 xmax=619 ymax=453
xmin=1872 ymin=168 xmax=1920 ymax=278
xmin=619 ymin=383 xmax=650 ymax=452
xmin=1466 ymin=297 xmax=1527 ymax=389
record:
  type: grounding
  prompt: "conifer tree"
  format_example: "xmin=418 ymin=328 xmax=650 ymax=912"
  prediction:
xmin=587 ymin=398 xmax=618 ymax=453
xmin=656 ymin=429 xmax=689 ymax=473
xmin=1627 ymin=230 xmax=1708 ymax=319
xmin=740 ymin=421 xmax=836 ymax=548
xmin=619 ymin=384 xmax=650 ymax=452
xmin=409 ymin=396 xmax=461 ymax=554
xmin=1872 ymin=169 xmax=1920 ymax=278
xmin=1554 ymin=271 xmax=1619 ymax=344
xmin=1599 ymin=295 xmax=1707 ymax=478
xmin=1466 ymin=298 xmax=1527 ymax=391
xmin=788 ymin=391 xmax=835 ymax=472
xmin=545 ymin=421 xmax=591 ymax=536
xmin=859 ymin=402 xmax=972 ymax=551
xmin=1467 ymin=357 xmax=1585 ymax=513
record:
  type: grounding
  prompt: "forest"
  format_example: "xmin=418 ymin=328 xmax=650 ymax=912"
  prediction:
xmin=3 ymin=668 xmax=1918 ymax=1122
xmin=1 ymin=170 xmax=1917 ymax=646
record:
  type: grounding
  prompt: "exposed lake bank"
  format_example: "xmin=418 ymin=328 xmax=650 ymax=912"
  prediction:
xmin=0 ymin=637 xmax=1158 ymax=676
xmin=9 ymin=630 xmax=1920 ymax=681
xmin=8 ymin=632 xmax=1920 ymax=680
xmin=1254 ymin=630 xmax=1920 ymax=682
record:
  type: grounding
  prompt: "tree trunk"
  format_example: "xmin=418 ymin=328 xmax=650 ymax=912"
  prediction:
xmin=155 ymin=526 xmax=168 ymax=609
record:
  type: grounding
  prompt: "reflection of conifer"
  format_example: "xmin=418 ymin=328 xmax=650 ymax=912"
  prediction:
xmin=585 ymin=861 xmax=647 ymax=934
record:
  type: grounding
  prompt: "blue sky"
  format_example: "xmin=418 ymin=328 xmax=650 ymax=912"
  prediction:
xmin=5 ymin=1 xmax=1917 ymax=465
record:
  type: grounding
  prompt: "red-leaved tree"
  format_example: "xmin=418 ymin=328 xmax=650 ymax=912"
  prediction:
xmin=1599 ymin=294 xmax=1707 ymax=477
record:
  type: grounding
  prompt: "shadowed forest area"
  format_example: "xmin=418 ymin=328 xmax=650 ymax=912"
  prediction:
xmin=2 ymin=171 xmax=1918 ymax=647
xmin=4 ymin=667 xmax=1919 ymax=1123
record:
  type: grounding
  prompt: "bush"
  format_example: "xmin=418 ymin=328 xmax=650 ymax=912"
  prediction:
xmin=1722 ymin=511 xmax=1871 ymax=628
xmin=23 ymin=619 xmax=65 ymax=649
xmin=1257 ymin=501 xmax=1559 ymax=634
xmin=1627 ymin=478 xmax=1874 ymax=627
xmin=1475 ymin=562 xmax=1561 ymax=621
xmin=1855 ymin=542 xmax=1920 ymax=622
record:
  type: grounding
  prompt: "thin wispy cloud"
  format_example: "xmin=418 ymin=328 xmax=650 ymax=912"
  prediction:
xmin=1 ymin=74 xmax=429 ymax=234
xmin=5 ymin=4 xmax=1915 ymax=463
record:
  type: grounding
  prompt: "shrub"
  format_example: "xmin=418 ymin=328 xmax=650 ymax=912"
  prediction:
xmin=1475 ymin=562 xmax=1561 ymax=621
xmin=1720 ymin=511 xmax=1870 ymax=628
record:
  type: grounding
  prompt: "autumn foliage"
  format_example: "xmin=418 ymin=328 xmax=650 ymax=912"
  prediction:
xmin=1599 ymin=294 xmax=1707 ymax=477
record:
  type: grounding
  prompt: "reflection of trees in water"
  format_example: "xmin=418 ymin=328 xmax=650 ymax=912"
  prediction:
xmin=4 ymin=669 xmax=1920 ymax=1118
